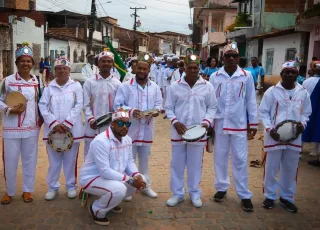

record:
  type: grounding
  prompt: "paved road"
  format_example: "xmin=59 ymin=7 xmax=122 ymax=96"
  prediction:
xmin=0 ymin=116 xmax=320 ymax=230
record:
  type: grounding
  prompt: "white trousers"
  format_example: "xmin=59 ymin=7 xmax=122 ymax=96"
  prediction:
xmin=214 ymin=119 xmax=252 ymax=199
xmin=46 ymin=142 xmax=80 ymax=191
xmin=264 ymin=149 xmax=299 ymax=203
xmin=84 ymin=175 xmax=146 ymax=218
xmin=84 ymin=140 xmax=92 ymax=160
xmin=170 ymin=144 xmax=204 ymax=198
xmin=132 ymin=145 xmax=152 ymax=188
xmin=162 ymin=86 xmax=168 ymax=109
xmin=2 ymin=136 xmax=39 ymax=196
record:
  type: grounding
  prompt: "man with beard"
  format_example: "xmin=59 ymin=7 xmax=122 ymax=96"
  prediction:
xmin=80 ymin=108 xmax=147 ymax=226
xmin=259 ymin=61 xmax=311 ymax=212
xmin=209 ymin=41 xmax=258 ymax=212
xmin=165 ymin=54 xmax=217 ymax=208
xmin=113 ymin=54 xmax=162 ymax=200
xmin=83 ymin=51 xmax=121 ymax=159
xmin=82 ymin=54 xmax=99 ymax=79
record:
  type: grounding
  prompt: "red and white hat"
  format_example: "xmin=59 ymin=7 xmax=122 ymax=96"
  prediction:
xmin=281 ymin=60 xmax=299 ymax=71
xmin=112 ymin=108 xmax=129 ymax=121
xmin=98 ymin=51 xmax=114 ymax=61
xmin=54 ymin=57 xmax=71 ymax=68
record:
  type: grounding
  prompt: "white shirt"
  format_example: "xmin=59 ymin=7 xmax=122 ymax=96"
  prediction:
xmin=259 ymin=82 xmax=312 ymax=152
xmin=171 ymin=69 xmax=185 ymax=84
xmin=82 ymin=63 xmax=99 ymax=79
xmin=79 ymin=127 xmax=139 ymax=186
xmin=111 ymin=67 xmax=121 ymax=80
xmin=209 ymin=66 xmax=258 ymax=135
xmin=39 ymin=78 xmax=84 ymax=142
xmin=83 ymin=74 xmax=121 ymax=139
xmin=113 ymin=77 xmax=163 ymax=146
xmin=165 ymin=76 xmax=217 ymax=145
xmin=123 ymin=72 xmax=135 ymax=82
xmin=302 ymin=76 xmax=320 ymax=95
xmin=0 ymin=73 xmax=43 ymax=138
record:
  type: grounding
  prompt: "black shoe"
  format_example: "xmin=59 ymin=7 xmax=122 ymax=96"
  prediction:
xmin=241 ymin=199 xmax=254 ymax=212
xmin=89 ymin=204 xmax=110 ymax=226
xmin=262 ymin=198 xmax=274 ymax=209
xmin=279 ymin=198 xmax=298 ymax=213
xmin=308 ymin=159 xmax=320 ymax=167
xmin=111 ymin=206 xmax=123 ymax=213
xmin=213 ymin=191 xmax=227 ymax=202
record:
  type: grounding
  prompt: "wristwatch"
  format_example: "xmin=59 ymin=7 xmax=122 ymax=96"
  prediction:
xmin=127 ymin=177 xmax=134 ymax=186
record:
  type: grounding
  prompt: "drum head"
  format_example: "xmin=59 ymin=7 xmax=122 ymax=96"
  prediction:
xmin=48 ymin=131 xmax=73 ymax=153
xmin=5 ymin=91 xmax=27 ymax=108
xmin=275 ymin=120 xmax=298 ymax=143
xmin=95 ymin=113 xmax=112 ymax=128
xmin=181 ymin=125 xmax=206 ymax=142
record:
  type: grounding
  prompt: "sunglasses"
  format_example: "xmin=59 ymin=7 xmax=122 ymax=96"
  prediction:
xmin=224 ymin=53 xmax=239 ymax=59
xmin=117 ymin=120 xmax=131 ymax=128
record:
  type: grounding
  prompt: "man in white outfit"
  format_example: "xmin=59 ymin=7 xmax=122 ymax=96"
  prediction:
xmin=39 ymin=57 xmax=84 ymax=201
xmin=170 ymin=61 xmax=186 ymax=84
xmin=259 ymin=61 xmax=311 ymax=213
xmin=114 ymin=54 xmax=163 ymax=200
xmin=209 ymin=41 xmax=258 ymax=212
xmin=82 ymin=54 xmax=99 ymax=79
xmin=83 ymin=51 xmax=121 ymax=159
xmin=79 ymin=108 xmax=147 ymax=226
xmin=165 ymin=54 xmax=217 ymax=208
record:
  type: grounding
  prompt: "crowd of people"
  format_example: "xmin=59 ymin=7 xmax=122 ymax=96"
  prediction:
xmin=0 ymin=40 xmax=319 ymax=226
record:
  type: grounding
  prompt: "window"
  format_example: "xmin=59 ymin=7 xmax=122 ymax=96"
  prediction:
xmin=265 ymin=49 xmax=274 ymax=75
xmin=285 ymin=48 xmax=296 ymax=61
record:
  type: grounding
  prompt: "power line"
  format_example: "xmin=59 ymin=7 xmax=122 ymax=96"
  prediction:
xmin=97 ymin=0 xmax=108 ymax=16
xmin=121 ymin=0 xmax=189 ymax=15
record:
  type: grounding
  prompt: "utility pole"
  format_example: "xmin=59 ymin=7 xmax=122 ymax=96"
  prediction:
xmin=130 ymin=7 xmax=146 ymax=56
xmin=88 ymin=0 xmax=96 ymax=55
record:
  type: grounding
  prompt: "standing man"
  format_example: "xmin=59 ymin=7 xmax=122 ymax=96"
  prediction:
xmin=82 ymin=54 xmax=99 ymax=79
xmin=209 ymin=41 xmax=258 ymax=212
xmin=303 ymin=63 xmax=320 ymax=166
xmin=123 ymin=59 xmax=138 ymax=82
xmin=165 ymin=54 xmax=217 ymax=208
xmin=170 ymin=61 xmax=186 ymax=84
xmin=79 ymin=108 xmax=147 ymax=226
xmin=247 ymin=57 xmax=265 ymax=89
xmin=259 ymin=61 xmax=311 ymax=212
xmin=39 ymin=58 xmax=84 ymax=201
xmin=83 ymin=51 xmax=121 ymax=159
xmin=113 ymin=54 xmax=163 ymax=200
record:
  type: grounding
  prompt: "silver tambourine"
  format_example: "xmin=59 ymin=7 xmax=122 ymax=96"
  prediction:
xmin=181 ymin=125 xmax=206 ymax=142
xmin=94 ymin=113 xmax=112 ymax=128
xmin=48 ymin=130 xmax=74 ymax=153
xmin=275 ymin=120 xmax=299 ymax=144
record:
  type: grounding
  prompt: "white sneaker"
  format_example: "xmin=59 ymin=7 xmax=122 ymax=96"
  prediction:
xmin=123 ymin=196 xmax=132 ymax=202
xmin=45 ymin=190 xmax=58 ymax=201
xmin=191 ymin=197 xmax=203 ymax=208
xmin=141 ymin=188 xmax=158 ymax=198
xmin=166 ymin=196 xmax=184 ymax=207
xmin=309 ymin=151 xmax=319 ymax=156
xmin=67 ymin=189 xmax=77 ymax=199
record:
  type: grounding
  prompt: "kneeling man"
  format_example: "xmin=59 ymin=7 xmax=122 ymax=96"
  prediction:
xmin=79 ymin=108 xmax=146 ymax=226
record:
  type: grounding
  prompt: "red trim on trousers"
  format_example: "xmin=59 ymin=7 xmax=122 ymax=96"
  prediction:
xmin=82 ymin=176 xmax=101 ymax=190
xmin=91 ymin=186 xmax=113 ymax=217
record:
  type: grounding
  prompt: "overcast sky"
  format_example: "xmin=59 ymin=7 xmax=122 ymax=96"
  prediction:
xmin=37 ymin=0 xmax=191 ymax=34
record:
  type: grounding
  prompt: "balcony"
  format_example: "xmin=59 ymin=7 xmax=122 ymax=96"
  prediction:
xmin=296 ymin=2 xmax=320 ymax=31
xmin=202 ymin=31 xmax=226 ymax=47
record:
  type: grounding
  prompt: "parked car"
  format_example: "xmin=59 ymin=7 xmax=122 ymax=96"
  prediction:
xmin=70 ymin=63 xmax=87 ymax=86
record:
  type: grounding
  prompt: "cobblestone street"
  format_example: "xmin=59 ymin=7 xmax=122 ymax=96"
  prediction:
xmin=0 ymin=116 xmax=320 ymax=230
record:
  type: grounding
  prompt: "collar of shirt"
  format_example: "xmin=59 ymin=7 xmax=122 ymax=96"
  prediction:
xmin=178 ymin=75 xmax=206 ymax=85
xmin=96 ymin=73 xmax=114 ymax=81
xmin=50 ymin=77 xmax=74 ymax=88
xmin=106 ymin=127 xmax=123 ymax=144
xmin=216 ymin=66 xmax=248 ymax=78
xmin=15 ymin=73 xmax=37 ymax=82
xmin=275 ymin=81 xmax=304 ymax=92
xmin=129 ymin=76 xmax=152 ymax=86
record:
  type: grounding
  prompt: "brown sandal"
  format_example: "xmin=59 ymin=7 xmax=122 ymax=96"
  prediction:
xmin=22 ymin=192 xmax=33 ymax=203
xmin=1 ymin=193 xmax=12 ymax=205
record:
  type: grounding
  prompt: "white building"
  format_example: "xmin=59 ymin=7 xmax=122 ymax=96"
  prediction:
xmin=11 ymin=17 xmax=44 ymax=74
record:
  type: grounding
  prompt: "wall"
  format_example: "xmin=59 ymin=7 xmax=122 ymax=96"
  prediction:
xmin=69 ymin=40 xmax=86 ymax=64
xmin=11 ymin=17 xmax=44 ymax=74
xmin=246 ymin=39 xmax=259 ymax=61
xmin=307 ymin=25 xmax=320 ymax=73
xmin=48 ymin=38 xmax=69 ymax=58
xmin=15 ymin=0 xmax=30 ymax=10
xmin=0 ymin=26 xmax=12 ymax=79
xmin=149 ymin=36 xmax=161 ymax=55
xmin=262 ymin=12 xmax=296 ymax=33
xmin=163 ymin=41 xmax=172 ymax=54
xmin=262 ymin=33 xmax=302 ymax=75
xmin=48 ymin=28 xmax=86 ymax=40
